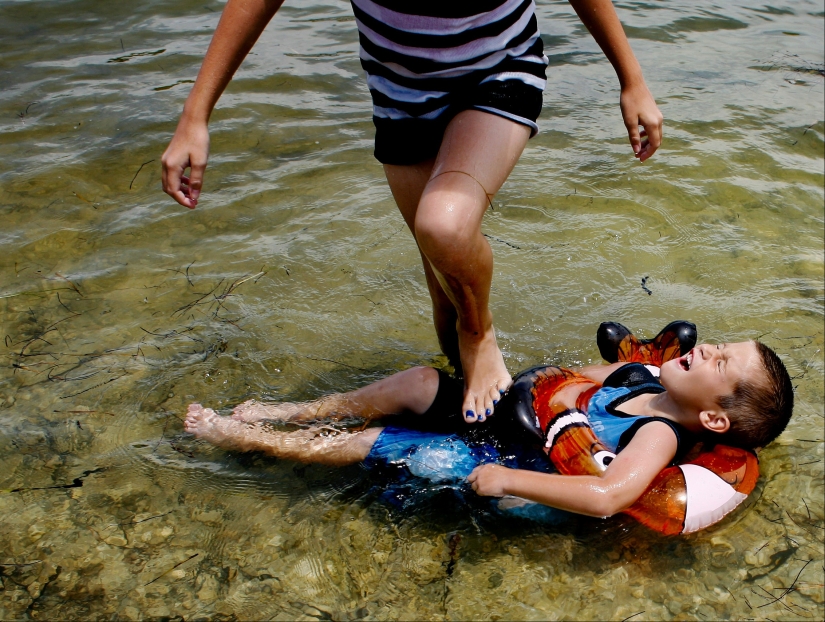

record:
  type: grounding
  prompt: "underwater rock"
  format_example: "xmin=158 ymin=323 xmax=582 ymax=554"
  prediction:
xmin=27 ymin=524 xmax=45 ymax=543
xmin=196 ymin=574 xmax=219 ymax=602
xmin=104 ymin=534 xmax=128 ymax=547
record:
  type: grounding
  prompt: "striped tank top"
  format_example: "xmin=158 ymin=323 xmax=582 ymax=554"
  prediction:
xmin=351 ymin=0 xmax=548 ymax=130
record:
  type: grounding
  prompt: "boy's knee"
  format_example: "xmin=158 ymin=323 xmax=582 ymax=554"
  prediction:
xmin=411 ymin=366 xmax=440 ymax=389
xmin=401 ymin=367 xmax=442 ymax=414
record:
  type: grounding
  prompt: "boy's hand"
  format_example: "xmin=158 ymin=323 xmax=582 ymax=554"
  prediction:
xmin=620 ymin=82 xmax=663 ymax=163
xmin=161 ymin=118 xmax=210 ymax=209
xmin=468 ymin=464 xmax=511 ymax=497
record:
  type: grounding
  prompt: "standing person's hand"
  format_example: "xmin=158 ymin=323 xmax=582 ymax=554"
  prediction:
xmin=620 ymin=82 xmax=663 ymax=163
xmin=162 ymin=118 xmax=210 ymax=209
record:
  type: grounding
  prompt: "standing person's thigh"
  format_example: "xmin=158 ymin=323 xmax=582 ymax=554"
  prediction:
xmin=383 ymin=158 xmax=436 ymax=231
xmin=431 ymin=110 xmax=531 ymax=202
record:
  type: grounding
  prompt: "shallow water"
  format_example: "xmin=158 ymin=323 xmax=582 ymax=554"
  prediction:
xmin=1 ymin=0 xmax=823 ymax=619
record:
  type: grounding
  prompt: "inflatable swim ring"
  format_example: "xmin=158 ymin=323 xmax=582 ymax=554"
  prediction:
xmin=508 ymin=321 xmax=760 ymax=535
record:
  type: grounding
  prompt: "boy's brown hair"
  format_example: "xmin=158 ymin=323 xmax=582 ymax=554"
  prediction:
xmin=718 ymin=341 xmax=794 ymax=448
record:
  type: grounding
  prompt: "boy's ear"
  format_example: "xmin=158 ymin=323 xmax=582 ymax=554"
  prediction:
xmin=699 ymin=410 xmax=730 ymax=434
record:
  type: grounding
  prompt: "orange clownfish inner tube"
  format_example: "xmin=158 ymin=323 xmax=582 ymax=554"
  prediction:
xmin=507 ymin=321 xmax=759 ymax=535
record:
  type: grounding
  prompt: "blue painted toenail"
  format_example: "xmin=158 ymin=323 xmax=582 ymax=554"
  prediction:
xmin=486 ymin=409 xmax=491 ymax=415
xmin=466 ymin=410 xmax=475 ymax=419
xmin=499 ymin=389 xmax=506 ymax=395
xmin=493 ymin=399 xmax=498 ymax=405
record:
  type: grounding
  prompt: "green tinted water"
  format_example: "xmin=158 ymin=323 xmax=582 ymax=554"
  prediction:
xmin=1 ymin=0 xmax=823 ymax=619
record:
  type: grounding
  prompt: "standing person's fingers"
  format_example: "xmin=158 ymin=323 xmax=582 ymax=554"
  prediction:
xmin=161 ymin=119 xmax=210 ymax=208
xmin=187 ymin=158 xmax=207 ymax=205
xmin=161 ymin=154 xmax=193 ymax=208
xmin=620 ymin=82 xmax=663 ymax=162
xmin=626 ymin=121 xmax=642 ymax=157
xmin=638 ymin=115 xmax=663 ymax=162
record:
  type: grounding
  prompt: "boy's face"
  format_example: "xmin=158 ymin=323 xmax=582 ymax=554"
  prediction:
xmin=659 ymin=341 xmax=761 ymax=416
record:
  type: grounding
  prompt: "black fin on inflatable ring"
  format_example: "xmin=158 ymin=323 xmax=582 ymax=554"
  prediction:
xmin=597 ymin=320 xmax=697 ymax=363
xmin=497 ymin=365 xmax=549 ymax=446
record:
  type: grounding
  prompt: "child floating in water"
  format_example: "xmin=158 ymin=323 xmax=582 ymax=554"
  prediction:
xmin=183 ymin=323 xmax=793 ymax=522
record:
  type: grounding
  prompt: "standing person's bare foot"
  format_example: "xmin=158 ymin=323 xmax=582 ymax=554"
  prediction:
xmin=458 ymin=323 xmax=511 ymax=423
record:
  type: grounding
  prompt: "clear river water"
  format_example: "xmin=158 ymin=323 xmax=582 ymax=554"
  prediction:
xmin=1 ymin=0 xmax=823 ymax=619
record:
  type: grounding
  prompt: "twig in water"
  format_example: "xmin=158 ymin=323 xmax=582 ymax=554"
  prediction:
xmin=130 ymin=159 xmax=156 ymax=190
xmin=56 ymin=291 xmax=73 ymax=313
xmin=641 ymin=276 xmax=652 ymax=295
xmin=53 ymin=273 xmax=82 ymax=296
xmin=113 ymin=510 xmax=174 ymax=527
xmin=167 ymin=261 xmax=196 ymax=286
xmin=16 ymin=312 xmax=81 ymax=356
xmin=2 ymin=468 xmax=105 ymax=493
xmin=483 ymin=233 xmax=522 ymax=250
xmin=172 ymin=279 xmax=224 ymax=317
xmin=751 ymin=587 xmax=797 ymax=615
xmin=17 ymin=101 xmax=39 ymax=120
xmin=620 ymin=612 xmax=645 ymax=622
xmin=153 ymin=414 xmax=173 ymax=453
xmin=59 ymin=374 xmax=127 ymax=399
xmin=757 ymin=560 xmax=812 ymax=609
xmin=144 ymin=553 xmax=199 ymax=586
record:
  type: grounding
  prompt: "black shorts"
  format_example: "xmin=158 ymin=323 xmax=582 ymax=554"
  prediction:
xmin=373 ymin=78 xmax=544 ymax=166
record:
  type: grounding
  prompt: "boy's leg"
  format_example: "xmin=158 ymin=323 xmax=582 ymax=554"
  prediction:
xmin=231 ymin=366 xmax=441 ymax=423
xmin=384 ymin=110 xmax=531 ymax=422
xmin=185 ymin=404 xmax=383 ymax=467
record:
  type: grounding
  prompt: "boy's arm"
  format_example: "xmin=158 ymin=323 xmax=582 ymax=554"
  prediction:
xmin=162 ymin=0 xmax=286 ymax=208
xmin=567 ymin=0 xmax=663 ymax=162
xmin=468 ymin=421 xmax=676 ymax=517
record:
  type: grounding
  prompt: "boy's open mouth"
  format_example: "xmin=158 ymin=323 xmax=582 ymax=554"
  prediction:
xmin=680 ymin=350 xmax=693 ymax=371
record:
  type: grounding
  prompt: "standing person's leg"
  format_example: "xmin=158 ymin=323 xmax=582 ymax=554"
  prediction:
xmin=384 ymin=159 xmax=461 ymax=368
xmin=385 ymin=110 xmax=530 ymax=423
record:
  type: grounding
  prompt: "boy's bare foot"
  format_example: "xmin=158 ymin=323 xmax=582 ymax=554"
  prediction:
xmin=185 ymin=403 xmax=249 ymax=450
xmin=458 ymin=323 xmax=511 ymax=423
